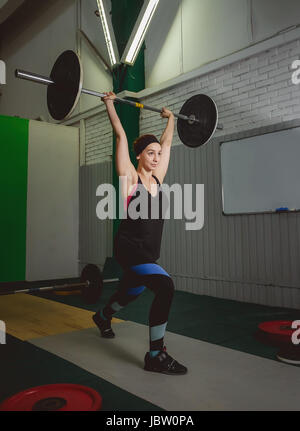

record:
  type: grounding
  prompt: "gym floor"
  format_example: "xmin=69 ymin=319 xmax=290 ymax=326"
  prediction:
xmin=1 ymin=271 xmax=299 ymax=411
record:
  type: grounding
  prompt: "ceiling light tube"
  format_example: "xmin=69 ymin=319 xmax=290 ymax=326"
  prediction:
xmin=121 ymin=0 xmax=160 ymax=66
xmin=96 ymin=0 xmax=119 ymax=67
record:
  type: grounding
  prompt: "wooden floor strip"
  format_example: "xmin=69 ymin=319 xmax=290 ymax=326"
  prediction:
xmin=0 ymin=294 xmax=123 ymax=341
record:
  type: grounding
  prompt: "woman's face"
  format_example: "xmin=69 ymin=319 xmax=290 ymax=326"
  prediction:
xmin=137 ymin=143 xmax=162 ymax=171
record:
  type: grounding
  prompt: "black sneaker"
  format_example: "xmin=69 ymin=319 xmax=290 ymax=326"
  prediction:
xmin=92 ymin=313 xmax=115 ymax=338
xmin=144 ymin=346 xmax=187 ymax=375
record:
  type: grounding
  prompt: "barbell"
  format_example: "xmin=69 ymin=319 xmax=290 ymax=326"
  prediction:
xmin=15 ymin=50 xmax=220 ymax=148
xmin=0 ymin=264 xmax=118 ymax=305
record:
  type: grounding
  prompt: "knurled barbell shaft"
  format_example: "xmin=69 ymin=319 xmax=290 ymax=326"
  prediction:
xmin=0 ymin=281 xmax=88 ymax=296
xmin=0 ymin=277 xmax=119 ymax=296
xmin=15 ymin=69 xmax=199 ymax=124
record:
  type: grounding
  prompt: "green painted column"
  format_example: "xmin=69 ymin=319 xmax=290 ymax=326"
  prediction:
xmin=0 ymin=116 xmax=29 ymax=282
xmin=111 ymin=0 xmax=145 ymax=237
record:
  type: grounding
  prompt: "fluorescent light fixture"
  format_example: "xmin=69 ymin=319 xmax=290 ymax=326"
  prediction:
xmin=121 ymin=0 xmax=160 ymax=66
xmin=96 ymin=0 xmax=119 ymax=67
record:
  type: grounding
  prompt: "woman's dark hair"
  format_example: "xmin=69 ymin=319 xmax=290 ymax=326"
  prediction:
xmin=133 ymin=134 xmax=160 ymax=156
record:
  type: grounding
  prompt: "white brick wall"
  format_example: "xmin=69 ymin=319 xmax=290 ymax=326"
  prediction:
xmin=81 ymin=38 xmax=300 ymax=160
xmin=84 ymin=112 xmax=113 ymax=165
xmin=140 ymin=38 xmax=300 ymax=142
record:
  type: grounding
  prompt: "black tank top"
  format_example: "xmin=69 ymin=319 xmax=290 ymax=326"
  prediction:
xmin=114 ymin=175 xmax=168 ymax=266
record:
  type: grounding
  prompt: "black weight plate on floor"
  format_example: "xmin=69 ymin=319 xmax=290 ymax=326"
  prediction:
xmin=80 ymin=264 xmax=103 ymax=304
xmin=276 ymin=345 xmax=300 ymax=365
xmin=47 ymin=50 xmax=82 ymax=121
xmin=32 ymin=397 xmax=67 ymax=411
xmin=177 ymin=94 xmax=218 ymax=148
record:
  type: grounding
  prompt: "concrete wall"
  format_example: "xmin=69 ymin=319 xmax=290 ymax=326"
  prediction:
xmin=79 ymin=0 xmax=113 ymax=113
xmin=0 ymin=0 xmax=77 ymax=121
xmin=26 ymin=120 xmax=79 ymax=281
xmin=145 ymin=0 xmax=300 ymax=88
xmin=0 ymin=0 xmax=113 ymax=120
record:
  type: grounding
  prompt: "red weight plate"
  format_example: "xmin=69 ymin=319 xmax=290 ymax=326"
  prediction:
xmin=258 ymin=321 xmax=294 ymax=338
xmin=0 ymin=384 xmax=102 ymax=411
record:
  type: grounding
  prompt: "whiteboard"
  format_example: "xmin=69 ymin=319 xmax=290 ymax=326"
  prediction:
xmin=220 ymin=128 xmax=300 ymax=214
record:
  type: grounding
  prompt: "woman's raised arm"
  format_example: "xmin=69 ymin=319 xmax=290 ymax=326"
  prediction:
xmin=102 ymin=92 xmax=136 ymax=178
xmin=152 ymin=107 xmax=174 ymax=184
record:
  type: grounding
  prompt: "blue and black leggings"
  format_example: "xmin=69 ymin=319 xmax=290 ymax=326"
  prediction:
xmin=100 ymin=263 xmax=175 ymax=352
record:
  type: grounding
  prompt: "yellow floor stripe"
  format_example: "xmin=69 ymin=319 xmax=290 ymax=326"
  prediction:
xmin=0 ymin=294 xmax=123 ymax=341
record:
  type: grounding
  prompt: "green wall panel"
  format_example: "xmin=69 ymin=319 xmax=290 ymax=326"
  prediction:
xmin=0 ymin=116 xmax=28 ymax=282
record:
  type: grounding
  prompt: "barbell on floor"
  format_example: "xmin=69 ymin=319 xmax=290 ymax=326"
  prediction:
xmin=0 ymin=264 xmax=118 ymax=305
xmin=15 ymin=50 xmax=222 ymax=148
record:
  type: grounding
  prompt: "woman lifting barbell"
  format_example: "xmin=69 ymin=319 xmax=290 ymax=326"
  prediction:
xmin=92 ymin=91 xmax=187 ymax=375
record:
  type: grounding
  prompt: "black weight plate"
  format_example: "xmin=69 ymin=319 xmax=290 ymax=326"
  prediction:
xmin=276 ymin=345 xmax=300 ymax=365
xmin=177 ymin=94 xmax=218 ymax=148
xmin=47 ymin=50 xmax=82 ymax=121
xmin=80 ymin=264 xmax=103 ymax=304
xmin=32 ymin=397 xmax=67 ymax=411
